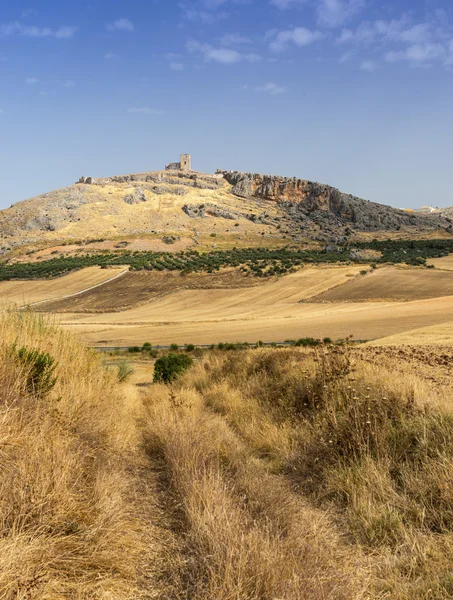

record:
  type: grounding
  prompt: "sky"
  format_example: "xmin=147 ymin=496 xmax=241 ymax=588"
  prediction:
xmin=0 ymin=0 xmax=452 ymax=210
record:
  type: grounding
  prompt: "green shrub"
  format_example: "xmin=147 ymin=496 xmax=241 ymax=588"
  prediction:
xmin=128 ymin=346 xmax=141 ymax=353
xmin=153 ymin=353 xmax=193 ymax=384
xmin=142 ymin=342 xmax=153 ymax=352
xmin=170 ymin=343 xmax=179 ymax=351
xmin=14 ymin=344 xmax=58 ymax=398
xmin=117 ymin=359 xmax=135 ymax=383
xmin=185 ymin=344 xmax=195 ymax=352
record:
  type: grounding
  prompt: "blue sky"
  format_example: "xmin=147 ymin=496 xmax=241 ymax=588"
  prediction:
xmin=0 ymin=0 xmax=452 ymax=209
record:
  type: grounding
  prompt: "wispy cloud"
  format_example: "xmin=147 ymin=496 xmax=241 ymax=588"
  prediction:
xmin=338 ymin=13 xmax=453 ymax=68
xmin=64 ymin=80 xmax=76 ymax=88
xmin=179 ymin=0 xmax=250 ymax=25
xmin=188 ymin=39 xmax=261 ymax=64
xmin=270 ymin=0 xmax=363 ymax=26
xmin=0 ymin=22 xmax=77 ymax=38
xmin=270 ymin=0 xmax=306 ymax=9
xmin=255 ymin=82 xmax=287 ymax=94
xmin=0 ymin=109 xmax=4 ymax=114
xmin=25 ymin=77 xmax=38 ymax=84
xmin=360 ymin=60 xmax=378 ymax=72
xmin=220 ymin=32 xmax=251 ymax=46
xmin=104 ymin=52 xmax=118 ymax=59
xmin=269 ymin=27 xmax=323 ymax=52
xmin=107 ymin=19 xmax=134 ymax=32
xmin=385 ymin=43 xmax=446 ymax=65
xmin=169 ymin=62 xmax=185 ymax=70
xmin=316 ymin=0 xmax=364 ymax=28
xmin=338 ymin=16 xmax=434 ymax=45
xmin=127 ymin=107 xmax=164 ymax=115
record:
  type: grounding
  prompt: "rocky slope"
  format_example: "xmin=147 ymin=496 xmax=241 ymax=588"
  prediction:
xmin=219 ymin=171 xmax=446 ymax=232
xmin=0 ymin=168 xmax=448 ymax=257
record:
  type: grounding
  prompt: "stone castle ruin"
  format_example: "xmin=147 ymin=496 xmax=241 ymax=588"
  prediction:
xmin=165 ymin=154 xmax=191 ymax=172
xmin=76 ymin=154 xmax=193 ymax=186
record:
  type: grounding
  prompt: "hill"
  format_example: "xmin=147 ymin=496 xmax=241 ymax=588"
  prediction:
xmin=0 ymin=166 xmax=448 ymax=258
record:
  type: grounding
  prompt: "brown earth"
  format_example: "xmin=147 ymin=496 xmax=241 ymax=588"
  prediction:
xmin=38 ymin=269 xmax=265 ymax=313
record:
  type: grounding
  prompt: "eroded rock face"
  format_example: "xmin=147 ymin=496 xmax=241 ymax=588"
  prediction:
xmin=220 ymin=171 xmax=445 ymax=232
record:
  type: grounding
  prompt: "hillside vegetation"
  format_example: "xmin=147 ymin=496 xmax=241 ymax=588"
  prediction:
xmin=0 ymin=168 xmax=449 ymax=258
xmin=4 ymin=315 xmax=453 ymax=598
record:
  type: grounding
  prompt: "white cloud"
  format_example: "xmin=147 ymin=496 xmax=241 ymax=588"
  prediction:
xmin=180 ymin=2 xmax=228 ymax=24
xmin=25 ymin=77 xmax=38 ymax=84
xmin=269 ymin=27 xmax=323 ymax=52
xmin=338 ymin=13 xmax=453 ymax=68
xmin=360 ymin=60 xmax=377 ymax=72
xmin=255 ymin=82 xmax=287 ymax=94
xmin=64 ymin=80 xmax=76 ymax=88
xmin=107 ymin=19 xmax=134 ymax=32
xmin=188 ymin=39 xmax=261 ymax=64
xmin=386 ymin=43 xmax=446 ymax=64
xmin=0 ymin=22 xmax=77 ymax=38
xmin=170 ymin=62 xmax=184 ymax=70
xmin=338 ymin=16 xmax=435 ymax=46
xmin=127 ymin=107 xmax=164 ymax=115
xmin=180 ymin=0 xmax=250 ymax=24
xmin=220 ymin=33 xmax=251 ymax=46
xmin=206 ymin=48 xmax=242 ymax=63
xmin=104 ymin=52 xmax=118 ymax=59
xmin=316 ymin=0 xmax=364 ymax=28
xmin=270 ymin=0 xmax=306 ymax=8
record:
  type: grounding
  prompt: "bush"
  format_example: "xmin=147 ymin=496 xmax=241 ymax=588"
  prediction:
xmin=142 ymin=342 xmax=153 ymax=352
xmin=14 ymin=344 xmax=58 ymax=398
xmin=170 ymin=343 xmax=179 ymax=351
xmin=185 ymin=344 xmax=195 ymax=353
xmin=117 ymin=359 xmax=134 ymax=383
xmin=128 ymin=346 xmax=141 ymax=353
xmin=153 ymin=353 xmax=193 ymax=384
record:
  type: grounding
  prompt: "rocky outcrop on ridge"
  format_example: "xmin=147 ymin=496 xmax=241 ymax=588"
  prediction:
xmin=219 ymin=171 xmax=446 ymax=233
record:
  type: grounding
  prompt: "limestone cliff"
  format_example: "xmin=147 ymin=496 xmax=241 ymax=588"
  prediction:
xmin=219 ymin=171 xmax=445 ymax=232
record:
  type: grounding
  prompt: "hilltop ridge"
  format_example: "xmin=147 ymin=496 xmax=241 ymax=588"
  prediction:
xmin=0 ymin=165 xmax=449 ymax=258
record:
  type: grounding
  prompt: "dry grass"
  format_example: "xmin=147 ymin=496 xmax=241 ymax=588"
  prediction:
xmin=179 ymin=347 xmax=453 ymax=598
xmin=6 ymin=314 xmax=453 ymax=598
xmin=0 ymin=312 xmax=170 ymax=599
xmin=37 ymin=269 xmax=264 ymax=313
xmin=312 ymin=266 xmax=453 ymax=302
xmin=0 ymin=266 xmax=126 ymax=309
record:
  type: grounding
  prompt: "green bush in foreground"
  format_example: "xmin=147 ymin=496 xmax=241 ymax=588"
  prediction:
xmin=153 ymin=353 xmax=193 ymax=384
xmin=14 ymin=344 xmax=58 ymax=398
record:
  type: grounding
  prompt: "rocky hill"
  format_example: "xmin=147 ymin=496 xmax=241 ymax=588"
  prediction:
xmin=219 ymin=171 xmax=447 ymax=232
xmin=0 ymin=168 xmax=448 ymax=258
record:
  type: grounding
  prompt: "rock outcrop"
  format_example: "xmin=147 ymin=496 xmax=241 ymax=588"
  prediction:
xmin=219 ymin=171 xmax=446 ymax=232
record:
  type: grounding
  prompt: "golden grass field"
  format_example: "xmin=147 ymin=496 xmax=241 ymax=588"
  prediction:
xmin=0 ymin=266 xmax=126 ymax=309
xmin=5 ymin=312 xmax=453 ymax=599
xmin=2 ymin=262 xmax=453 ymax=346
xmin=312 ymin=265 xmax=453 ymax=302
xmin=54 ymin=264 xmax=453 ymax=346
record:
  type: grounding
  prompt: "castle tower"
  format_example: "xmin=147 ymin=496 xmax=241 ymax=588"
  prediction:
xmin=180 ymin=154 xmax=191 ymax=171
